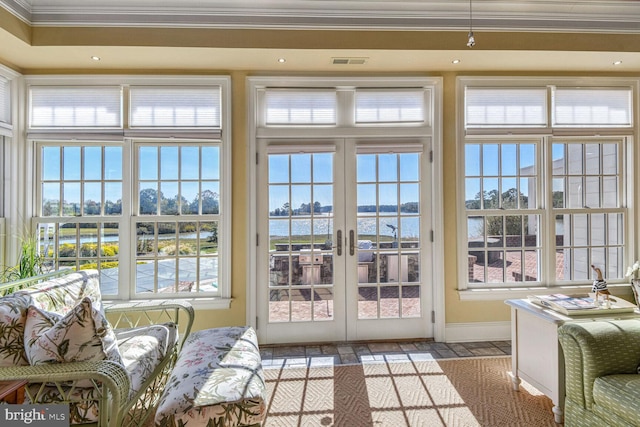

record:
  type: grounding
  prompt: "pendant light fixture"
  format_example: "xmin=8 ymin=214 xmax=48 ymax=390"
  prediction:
xmin=467 ymin=0 xmax=475 ymax=48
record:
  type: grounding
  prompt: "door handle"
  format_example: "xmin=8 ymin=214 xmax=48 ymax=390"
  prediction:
xmin=336 ymin=230 xmax=342 ymax=256
xmin=349 ymin=230 xmax=355 ymax=256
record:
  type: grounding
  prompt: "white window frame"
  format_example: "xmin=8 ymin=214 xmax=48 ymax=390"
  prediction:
xmin=457 ymin=77 xmax=637 ymax=301
xmin=463 ymin=137 xmax=545 ymax=287
xmin=25 ymin=75 xmax=232 ymax=309
xmin=0 ymin=65 xmax=21 ymax=271
xmin=131 ymin=139 xmax=224 ymax=298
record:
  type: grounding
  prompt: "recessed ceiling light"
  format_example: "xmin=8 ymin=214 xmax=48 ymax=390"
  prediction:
xmin=452 ymin=59 xmax=461 ymax=64
xmin=277 ymin=58 xmax=286 ymax=63
xmin=613 ymin=60 xmax=622 ymax=65
xmin=90 ymin=56 xmax=101 ymax=61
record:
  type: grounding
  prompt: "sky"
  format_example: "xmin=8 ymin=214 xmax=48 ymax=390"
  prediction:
xmin=268 ymin=152 xmax=421 ymax=213
xmin=41 ymin=145 xmax=221 ymax=208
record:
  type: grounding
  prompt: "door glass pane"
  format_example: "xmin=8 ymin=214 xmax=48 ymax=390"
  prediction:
xmin=268 ymin=152 xmax=334 ymax=323
xmin=356 ymin=151 xmax=421 ymax=320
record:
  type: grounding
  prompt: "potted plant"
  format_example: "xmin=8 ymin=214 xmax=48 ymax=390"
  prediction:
xmin=0 ymin=233 xmax=49 ymax=295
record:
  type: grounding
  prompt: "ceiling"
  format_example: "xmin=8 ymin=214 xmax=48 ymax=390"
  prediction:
xmin=1 ymin=0 xmax=640 ymax=73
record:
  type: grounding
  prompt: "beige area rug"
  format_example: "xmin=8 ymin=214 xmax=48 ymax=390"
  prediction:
xmin=263 ymin=356 xmax=556 ymax=427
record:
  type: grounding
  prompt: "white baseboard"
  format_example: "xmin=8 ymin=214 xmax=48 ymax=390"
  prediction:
xmin=444 ymin=321 xmax=511 ymax=343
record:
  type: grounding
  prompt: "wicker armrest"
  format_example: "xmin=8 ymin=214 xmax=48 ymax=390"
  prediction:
xmin=0 ymin=360 xmax=130 ymax=409
xmin=105 ymin=300 xmax=194 ymax=350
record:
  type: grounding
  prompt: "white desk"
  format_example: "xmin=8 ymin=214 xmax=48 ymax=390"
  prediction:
xmin=505 ymin=298 xmax=640 ymax=424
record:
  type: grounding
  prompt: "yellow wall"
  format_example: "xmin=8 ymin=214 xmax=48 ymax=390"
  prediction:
xmin=1 ymin=19 xmax=637 ymax=334
xmin=192 ymin=71 xmax=250 ymax=331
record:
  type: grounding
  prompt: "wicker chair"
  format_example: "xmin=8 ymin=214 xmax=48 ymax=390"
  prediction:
xmin=0 ymin=269 xmax=194 ymax=427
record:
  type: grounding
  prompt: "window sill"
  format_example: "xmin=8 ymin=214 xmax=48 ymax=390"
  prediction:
xmin=458 ymin=284 xmax=631 ymax=301
xmin=103 ymin=297 xmax=233 ymax=310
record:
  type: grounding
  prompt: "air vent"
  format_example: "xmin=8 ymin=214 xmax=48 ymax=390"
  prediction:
xmin=332 ymin=57 xmax=369 ymax=65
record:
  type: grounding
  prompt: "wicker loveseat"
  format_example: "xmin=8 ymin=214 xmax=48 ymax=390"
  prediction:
xmin=0 ymin=269 xmax=194 ymax=427
xmin=558 ymin=319 xmax=640 ymax=426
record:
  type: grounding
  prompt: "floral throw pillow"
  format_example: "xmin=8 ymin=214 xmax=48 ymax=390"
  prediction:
xmin=24 ymin=297 xmax=123 ymax=367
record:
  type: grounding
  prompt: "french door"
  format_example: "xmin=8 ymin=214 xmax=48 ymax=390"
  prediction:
xmin=256 ymin=138 xmax=433 ymax=344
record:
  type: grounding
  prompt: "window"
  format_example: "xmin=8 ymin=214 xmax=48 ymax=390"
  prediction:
xmin=0 ymin=69 xmax=18 ymax=271
xmin=355 ymin=89 xmax=425 ymax=124
xmin=29 ymin=86 xmax=122 ymax=129
xmin=37 ymin=144 xmax=123 ymax=293
xmin=553 ymin=87 xmax=632 ymax=127
xmin=465 ymin=87 xmax=547 ymax=128
xmin=30 ymin=77 xmax=231 ymax=305
xmin=552 ymin=140 xmax=625 ymax=280
xmin=129 ymin=86 xmax=221 ymax=128
xmin=459 ymin=78 xmax=634 ymax=294
xmin=264 ymin=89 xmax=336 ymax=125
xmin=465 ymin=141 xmax=542 ymax=284
xmin=0 ymin=77 xmax=9 ymax=126
xmin=134 ymin=143 xmax=221 ymax=294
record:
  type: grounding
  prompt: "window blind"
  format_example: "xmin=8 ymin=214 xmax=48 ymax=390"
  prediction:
xmin=356 ymin=142 xmax=424 ymax=154
xmin=465 ymin=87 xmax=547 ymax=127
xmin=0 ymin=78 xmax=8 ymax=125
xmin=553 ymin=87 xmax=632 ymax=127
xmin=29 ymin=86 xmax=122 ymax=128
xmin=264 ymin=90 xmax=336 ymax=125
xmin=355 ymin=89 xmax=424 ymax=124
xmin=129 ymin=86 xmax=221 ymax=128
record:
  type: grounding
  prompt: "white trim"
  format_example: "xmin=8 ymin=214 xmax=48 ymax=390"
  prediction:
xmin=104 ymin=297 xmax=232 ymax=310
xmin=0 ymin=123 xmax=12 ymax=138
xmin=247 ymin=75 xmax=444 ymax=343
xmin=0 ymin=66 xmax=20 ymax=138
xmin=430 ymin=79 xmax=445 ymax=342
xmin=246 ymin=77 xmax=258 ymax=329
xmin=219 ymin=76 xmax=233 ymax=300
xmin=6 ymin=1 xmax=640 ymax=34
xmin=458 ymin=283 xmax=633 ymax=302
xmin=444 ymin=321 xmax=511 ymax=343
xmin=0 ymin=64 xmax=21 ymax=81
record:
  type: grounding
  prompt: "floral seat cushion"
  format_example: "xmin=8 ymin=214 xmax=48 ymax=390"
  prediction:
xmin=116 ymin=323 xmax=178 ymax=397
xmin=154 ymin=326 xmax=266 ymax=427
xmin=28 ymin=322 xmax=178 ymax=425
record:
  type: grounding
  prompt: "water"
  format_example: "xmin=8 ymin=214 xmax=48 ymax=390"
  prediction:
xmin=53 ymin=231 xmax=212 ymax=245
xmin=467 ymin=217 xmax=564 ymax=238
xmin=269 ymin=216 xmax=420 ymax=238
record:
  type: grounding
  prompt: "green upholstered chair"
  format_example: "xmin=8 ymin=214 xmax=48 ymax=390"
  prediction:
xmin=558 ymin=319 xmax=640 ymax=426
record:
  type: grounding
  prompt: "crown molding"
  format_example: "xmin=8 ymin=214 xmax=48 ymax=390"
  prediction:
xmin=2 ymin=0 xmax=640 ymax=33
xmin=1 ymin=0 xmax=31 ymax=23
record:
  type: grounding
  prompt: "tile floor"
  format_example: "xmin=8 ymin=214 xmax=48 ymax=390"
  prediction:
xmin=260 ymin=339 xmax=511 ymax=366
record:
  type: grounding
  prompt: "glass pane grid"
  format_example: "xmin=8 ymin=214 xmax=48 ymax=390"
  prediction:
xmin=552 ymin=142 xmax=625 ymax=281
xmin=36 ymin=221 xmax=120 ymax=294
xmin=268 ymin=152 xmax=335 ymax=323
xmin=467 ymin=214 xmax=541 ymax=285
xmin=135 ymin=220 xmax=219 ymax=295
xmin=41 ymin=145 xmax=123 ymax=217
xmin=138 ymin=145 xmax=221 ymax=216
xmin=356 ymin=152 xmax=421 ymax=319
xmin=555 ymin=212 xmax=625 ymax=281
xmin=552 ymin=142 xmax=621 ymax=209
xmin=465 ymin=143 xmax=537 ymax=211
